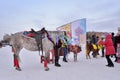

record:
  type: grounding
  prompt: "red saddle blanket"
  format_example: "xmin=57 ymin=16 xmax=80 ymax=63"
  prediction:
xmin=23 ymin=31 xmax=35 ymax=38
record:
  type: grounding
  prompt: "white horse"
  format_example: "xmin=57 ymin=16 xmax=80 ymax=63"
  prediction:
xmin=0 ymin=28 xmax=54 ymax=71
xmin=0 ymin=28 xmax=81 ymax=71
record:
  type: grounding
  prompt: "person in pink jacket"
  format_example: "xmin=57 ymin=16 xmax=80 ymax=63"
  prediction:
xmin=98 ymin=33 xmax=117 ymax=67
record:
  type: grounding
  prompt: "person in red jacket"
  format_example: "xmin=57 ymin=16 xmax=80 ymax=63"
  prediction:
xmin=98 ymin=33 xmax=117 ymax=67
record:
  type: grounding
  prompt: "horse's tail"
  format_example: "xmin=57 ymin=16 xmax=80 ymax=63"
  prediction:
xmin=0 ymin=34 xmax=11 ymax=48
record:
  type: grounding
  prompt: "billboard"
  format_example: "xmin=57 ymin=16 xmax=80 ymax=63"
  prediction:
xmin=56 ymin=18 xmax=86 ymax=45
xmin=71 ymin=18 xmax=86 ymax=44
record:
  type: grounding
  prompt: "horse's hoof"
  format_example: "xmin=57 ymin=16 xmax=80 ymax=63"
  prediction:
xmin=44 ymin=67 xmax=49 ymax=71
xmin=15 ymin=67 xmax=22 ymax=71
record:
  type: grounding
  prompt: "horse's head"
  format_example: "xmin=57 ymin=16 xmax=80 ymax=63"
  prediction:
xmin=40 ymin=27 xmax=48 ymax=35
xmin=40 ymin=28 xmax=56 ymax=45
xmin=40 ymin=27 xmax=50 ymax=38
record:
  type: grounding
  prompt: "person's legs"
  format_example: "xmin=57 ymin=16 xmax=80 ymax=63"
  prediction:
xmin=54 ymin=47 xmax=61 ymax=67
xmin=101 ymin=47 xmax=104 ymax=57
xmin=113 ymin=54 xmax=118 ymax=62
xmin=62 ymin=47 xmax=68 ymax=62
xmin=105 ymin=55 xmax=114 ymax=67
xmin=55 ymin=56 xmax=61 ymax=67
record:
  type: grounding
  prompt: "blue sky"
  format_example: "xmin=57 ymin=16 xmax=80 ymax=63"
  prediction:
xmin=0 ymin=0 xmax=120 ymax=36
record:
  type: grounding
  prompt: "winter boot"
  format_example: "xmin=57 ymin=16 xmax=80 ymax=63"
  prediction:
xmin=55 ymin=57 xmax=61 ymax=67
xmin=63 ymin=57 xmax=68 ymax=62
xmin=55 ymin=63 xmax=61 ymax=67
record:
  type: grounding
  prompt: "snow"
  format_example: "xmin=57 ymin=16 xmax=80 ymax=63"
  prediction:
xmin=0 ymin=46 xmax=120 ymax=80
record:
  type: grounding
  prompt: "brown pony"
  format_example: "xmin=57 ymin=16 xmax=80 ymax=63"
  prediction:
xmin=67 ymin=44 xmax=81 ymax=61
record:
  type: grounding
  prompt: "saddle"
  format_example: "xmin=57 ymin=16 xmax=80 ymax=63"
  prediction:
xmin=92 ymin=44 xmax=102 ymax=50
xmin=23 ymin=28 xmax=45 ymax=53
xmin=23 ymin=29 xmax=45 ymax=39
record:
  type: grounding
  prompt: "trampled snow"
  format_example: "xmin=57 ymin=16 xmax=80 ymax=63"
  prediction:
xmin=0 ymin=46 xmax=120 ymax=80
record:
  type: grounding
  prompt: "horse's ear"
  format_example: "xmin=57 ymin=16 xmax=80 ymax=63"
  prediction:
xmin=41 ymin=27 xmax=45 ymax=31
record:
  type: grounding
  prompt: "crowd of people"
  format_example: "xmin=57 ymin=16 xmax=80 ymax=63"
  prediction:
xmin=54 ymin=27 xmax=120 ymax=68
xmin=89 ymin=28 xmax=120 ymax=67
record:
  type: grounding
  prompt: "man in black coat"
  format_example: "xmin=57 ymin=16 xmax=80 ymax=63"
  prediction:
xmin=54 ymin=39 xmax=62 ymax=67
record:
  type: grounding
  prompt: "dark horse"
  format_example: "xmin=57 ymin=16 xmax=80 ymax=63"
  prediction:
xmin=86 ymin=40 xmax=101 ymax=59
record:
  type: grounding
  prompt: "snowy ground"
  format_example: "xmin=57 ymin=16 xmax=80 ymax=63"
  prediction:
xmin=0 ymin=46 xmax=120 ymax=80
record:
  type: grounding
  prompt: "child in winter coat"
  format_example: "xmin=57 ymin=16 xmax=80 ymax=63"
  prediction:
xmin=98 ymin=33 xmax=117 ymax=67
